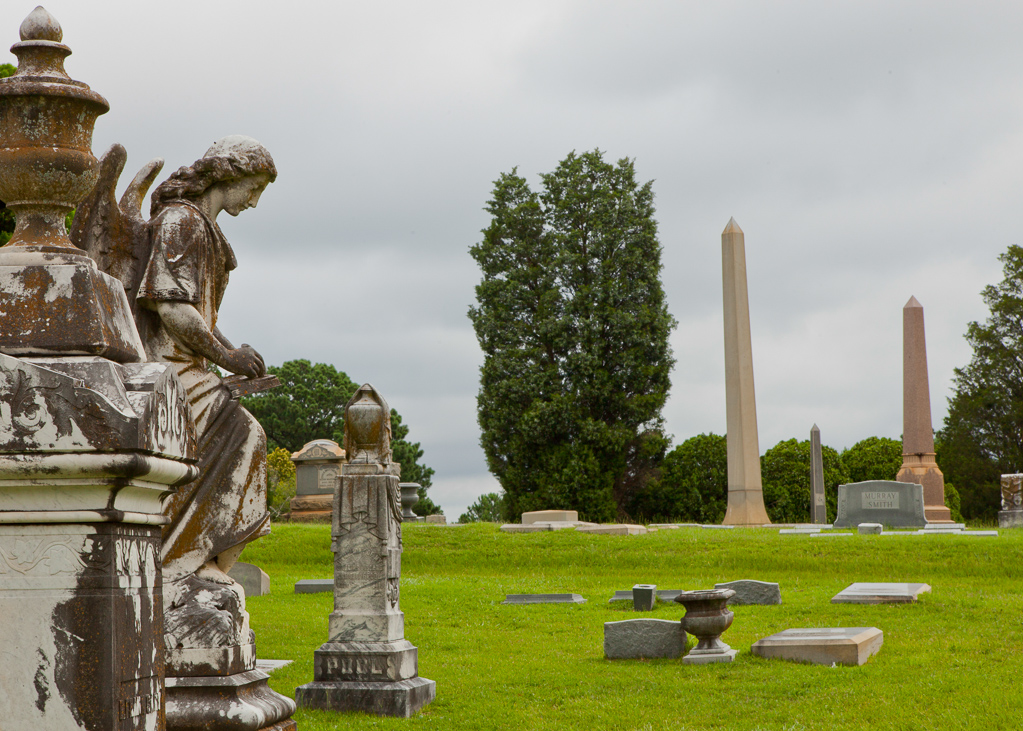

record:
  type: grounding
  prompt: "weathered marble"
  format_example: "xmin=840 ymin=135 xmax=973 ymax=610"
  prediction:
xmin=721 ymin=218 xmax=771 ymax=525
xmin=604 ymin=619 xmax=687 ymax=659
xmin=296 ymin=384 xmax=435 ymax=716
xmin=714 ymin=579 xmax=781 ymax=605
xmin=751 ymin=627 xmax=883 ymax=666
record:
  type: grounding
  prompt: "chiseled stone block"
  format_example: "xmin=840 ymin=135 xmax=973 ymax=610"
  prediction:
xmin=752 ymin=627 xmax=883 ymax=666
xmin=858 ymin=523 xmax=883 ymax=535
xmin=633 ymin=584 xmax=656 ymax=611
xmin=831 ymin=582 xmax=931 ymax=604
xmin=522 ymin=510 xmax=578 ymax=524
xmin=714 ymin=579 xmax=781 ymax=605
xmin=604 ymin=619 xmax=686 ymax=659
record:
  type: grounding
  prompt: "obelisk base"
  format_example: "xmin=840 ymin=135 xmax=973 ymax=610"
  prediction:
xmin=897 ymin=454 xmax=952 ymax=523
xmin=722 ymin=489 xmax=771 ymax=526
xmin=296 ymin=640 xmax=435 ymax=717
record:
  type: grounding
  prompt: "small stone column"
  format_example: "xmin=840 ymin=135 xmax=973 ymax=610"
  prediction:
xmin=810 ymin=424 xmax=827 ymax=524
xmin=721 ymin=218 xmax=771 ymax=525
xmin=999 ymin=474 xmax=1023 ymax=528
xmin=296 ymin=384 xmax=435 ymax=717
xmin=896 ymin=297 xmax=952 ymax=523
xmin=289 ymin=439 xmax=345 ymax=522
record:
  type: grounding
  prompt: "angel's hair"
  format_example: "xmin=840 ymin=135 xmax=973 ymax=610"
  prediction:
xmin=150 ymin=135 xmax=277 ymax=216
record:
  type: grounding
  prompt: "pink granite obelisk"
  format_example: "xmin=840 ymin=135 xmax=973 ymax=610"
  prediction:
xmin=895 ymin=296 xmax=953 ymax=523
xmin=721 ymin=218 xmax=771 ymax=526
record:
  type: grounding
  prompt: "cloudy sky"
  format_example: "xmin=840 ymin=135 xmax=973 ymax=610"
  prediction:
xmin=5 ymin=1 xmax=1022 ymax=518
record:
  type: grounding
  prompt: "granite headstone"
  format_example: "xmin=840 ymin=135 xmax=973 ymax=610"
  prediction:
xmin=832 ymin=480 xmax=927 ymax=528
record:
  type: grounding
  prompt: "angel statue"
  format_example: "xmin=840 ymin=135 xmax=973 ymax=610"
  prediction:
xmin=72 ymin=136 xmax=279 ymax=653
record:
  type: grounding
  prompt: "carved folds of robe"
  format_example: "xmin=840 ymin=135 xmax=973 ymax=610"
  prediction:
xmin=137 ymin=200 xmax=269 ymax=583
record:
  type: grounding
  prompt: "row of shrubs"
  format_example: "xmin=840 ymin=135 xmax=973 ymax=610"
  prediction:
xmin=461 ymin=435 xmax=964 ymax=524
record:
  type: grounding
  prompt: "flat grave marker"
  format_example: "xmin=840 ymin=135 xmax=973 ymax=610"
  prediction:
xmin=604 ymin=619 xmax=686 ymax=659
xmin=831 ymin=582 xmax=931 ymax=604
xmin=751 ymin=627 xmax=883 ymax=666
xmin=503 ymin=594 xmax=586 ymax=605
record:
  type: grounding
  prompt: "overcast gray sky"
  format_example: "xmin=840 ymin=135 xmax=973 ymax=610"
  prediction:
xmin=5 ymin=1 xmax=1021 ymax=518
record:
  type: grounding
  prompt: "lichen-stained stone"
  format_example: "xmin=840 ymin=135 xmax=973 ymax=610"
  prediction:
xmin=714 ymin=579 xmax=782 ymax=605
xmin=604 ymin=619 xmax=686 ymax=659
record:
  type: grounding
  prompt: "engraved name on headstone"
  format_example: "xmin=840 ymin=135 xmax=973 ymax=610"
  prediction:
xmin=833 ymin=480 xmax=926 ymax=528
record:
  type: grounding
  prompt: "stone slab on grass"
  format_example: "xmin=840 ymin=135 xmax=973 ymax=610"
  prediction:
xmin=858 ymin=523 xmax=883 ymax=535
xmin=751 ymin=627 xmax=883 ymax=666
xmin=522 ymin=510 xmax=578 ymax=524
xmin=228 ymin=561 xmax=270 ymax=597
xmin=500 ymin=522 xmax=577 ymax=533
xmin=632 ymin=584 xmax=656 ymax=611
xmin=609 ymin=589 xmax=682 ymax=603
xmin=295 ymin=579 xmax=333 ymax=594
xmin=831 ymin=582 xmax=931 ymax=604
xmin=604 ymin=619 xmax=686 ymax=659
xmin=779 ymin=528 xmax=820 ymax=535
xmin=923 ymin=523 xmax=967 ymax=530
xmin=714 ymin=580 xmax=781 ymax=605
xmin=576 ymin=524 xmax=647 ymax=536
xmin=503 ymin=593 xmax=586 ymax=605
xmin=255 ymin=659 xmax=294 ymax=674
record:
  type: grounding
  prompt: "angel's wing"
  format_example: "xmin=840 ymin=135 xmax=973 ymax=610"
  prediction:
xmin=70 ymin=144 xmax=164 ymax=321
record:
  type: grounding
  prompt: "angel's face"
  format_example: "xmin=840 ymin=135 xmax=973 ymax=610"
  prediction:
xmin=221 ymin=174 xmax=271 ymax=217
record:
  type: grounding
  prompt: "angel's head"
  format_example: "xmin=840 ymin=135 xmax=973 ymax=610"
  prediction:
xmin=150 ymin=135 xmax=277 ymax=217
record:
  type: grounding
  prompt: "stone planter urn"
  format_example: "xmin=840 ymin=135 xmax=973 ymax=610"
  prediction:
xmin=400 ymin=482 xmax=421 ymax=521
xmin=674 ymin=589 xmax=738 ymax=664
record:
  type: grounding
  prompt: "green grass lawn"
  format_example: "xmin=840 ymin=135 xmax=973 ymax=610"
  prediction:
xmin=239 ymin=523 xmax=1023 ymax=730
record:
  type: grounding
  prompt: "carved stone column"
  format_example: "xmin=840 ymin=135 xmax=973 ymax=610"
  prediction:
xmin=296 ymin=384 xmax=435 ymax=717
xmin=0 ymin=11 xmax=196 ymax=731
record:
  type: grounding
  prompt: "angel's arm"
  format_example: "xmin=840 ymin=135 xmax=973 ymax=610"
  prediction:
xmin=151 ymin=301 xmax=265 ymax=378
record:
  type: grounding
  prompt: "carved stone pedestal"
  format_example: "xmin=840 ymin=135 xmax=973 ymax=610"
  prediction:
xmin=165 ymin=670 xmax=296 ymax=731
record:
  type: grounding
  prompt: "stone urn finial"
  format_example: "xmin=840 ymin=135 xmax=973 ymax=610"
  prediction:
xmin=343 ymin=384 xmax=392 ymax=465
xmin=0 ymin=6 xmax=109 ymax=258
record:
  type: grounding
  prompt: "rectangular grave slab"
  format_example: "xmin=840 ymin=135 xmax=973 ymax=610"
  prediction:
xmin=833 ymin=480 xmax=927 ymax=528
xmin=779 ymin=528 xmax=821 ymax=534
xmin=609 ymin=589 xmax=683 ymax=603
xmin=923 ymin=523 xmax=966 ymax=530
xmin=633 ymin=584 xmax=656 ymax=611
xmin=522 ymin=510 xmax=578 ymax=524
xmin=714 ymin=580 xmax=781 ymax=605
xmin=500 ymin=522 xmax=578 ymax=533
xmin=831 ymin=582 xmax=931 ymax=604
xmin=502 ymin=594 xmax=586 ymax=604
xmin=604 ymin=619 xmax=686 ymax=659
xmin=295 ymin=579 xmax=334 ymax=594
xmin=576 ymin=524 xmax=647 ymax=536
xmin=751 ymin=627 xmax=882 ymax=666
xmin=858 ymin=523 xmax=883 ymax=535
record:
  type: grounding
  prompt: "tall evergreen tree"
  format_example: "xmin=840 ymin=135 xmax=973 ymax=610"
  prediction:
xmin=939 ymin=245 xmax=1023 ymax=519
xmin=469 ymin=150 xmax=676 ymax=522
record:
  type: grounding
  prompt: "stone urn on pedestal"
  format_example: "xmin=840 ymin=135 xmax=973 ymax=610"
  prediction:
xmin=400 ymin=482 xmax=421 ymax=521
xmin=674 ymin=589 xmax=738 ymax=664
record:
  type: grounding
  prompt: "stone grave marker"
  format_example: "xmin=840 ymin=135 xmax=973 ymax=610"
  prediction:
xmin=832 ymin=480 xmax=927 ymax=528
xmin=810 ymin=424 xmax=827 ymax=523
xmin=522 ymin=509 xmax=578 ymax=524
xmin=503 ymin=594 xmax=586 ymax=604
xmin=751 ymin=627 xmax=883 ymax=666
xmin=609 ymin=589 xmax=682 ymax=603
xmin=604 ymin=619 xmax=687 ymax=659
xmin=831 ymin=582 xmax=931 ymax=604
xmin=577 ymin=524 xmax=647 ymax=535
xmin=289 ymin=439 xmax=345 ymax=522
xmin=295 ymin=580 xmax=333 ymax=594
xmin=229 ymin=561 xmax=271 ymax=597
xmin=425 ymin=514 xmax=447 ymax=524
xmin=633 ymin=584 xmax=656 ymax=611
xmin=714 ymin=580 xmax=781 ymax=605
xmin=999 ymin=474 xmax=1023 ymax=528
xmin=858 ymin=523 xmax=883 ymax=535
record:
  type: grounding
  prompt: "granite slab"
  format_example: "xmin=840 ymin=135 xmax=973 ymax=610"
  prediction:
xmin=751 ymin=627 xmax=883 ymax=666
xmin=295 ymin=579 xmax=333 ymax=594
xmin=502 ymin=594 xmax=586 ymax=605
xmin=831 ymin=582 xmax=931 ymax=604
xmin=604 ymin=619 xmax=686 ymax=659
xmin=714 ymin=580 xmax=781 ymax=605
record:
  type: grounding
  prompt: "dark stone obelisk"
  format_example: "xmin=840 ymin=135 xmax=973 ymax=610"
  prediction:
xmin=810 ymin=424 xmax=827 ymax=523
xmin=895 ymin=297 xmax=952 ymax=523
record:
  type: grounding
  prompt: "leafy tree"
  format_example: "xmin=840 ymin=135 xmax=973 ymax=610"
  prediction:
xmin=627 ymin=433 xmax=727 ymax=523
xmin=841 ymin=436 xmax=903 ymax=483
xmin=266 ymin=447 xmax=296 ymax=519
xmin=459 ymin=492 xmax=506 ymax=523
xmin=938 ymin=245 xmax=1023 ymax=521
xmin=761 ymin=438 xmax=848 ymax=523
xmin=242 ymin=359 xmax=439 ymax=514
xmin=469 ymin=150 xmax=676 ymax=522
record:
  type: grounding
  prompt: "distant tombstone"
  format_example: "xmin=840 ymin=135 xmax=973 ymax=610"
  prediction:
xmin=810 ymin=424 xmax=827 ymax=523
xmin=832 ymin=480 xmax=927 ymax=528
xmin=576 ymin=524 xmax=647 ymax=535
xmin=502 ymin=594 xmax=586 ymax=604
xmin=633 ymin=584 xmax=656 ymax=611
xmin=289 ymin=439 xmax=345 ymax=522
xmin=294 ymin=580 xmax=333 ymax=594
xmin=831 ymin=582 xmax=931 ymax=605
xmin=858 ymin=523 xmax=883 ymax=535
xmin=604 ymin=619 xmax=687 ymax=659
xmin=425 ymin=514 xmax=447 ymax=525
xmin=522 ymin=510 xmax=578 ymax=524
xmin=228 ymin=561 xmax=270 ymax=597
xmin=999 ymin=474 xmax=1023 ymax=528
xmin=751 ymin=627 xmax=883 ymax=666
xmin=714 ymin=580 xmax=781 ymax=605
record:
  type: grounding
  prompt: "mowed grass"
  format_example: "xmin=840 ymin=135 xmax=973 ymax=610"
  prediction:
xmin=239 ymin=523 xmax=1023 ymax=730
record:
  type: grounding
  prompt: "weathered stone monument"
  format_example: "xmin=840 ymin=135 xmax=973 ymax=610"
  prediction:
xmin=896 ymin=297 xmax=952 ymax=522
xmin=999 ymin=474 xmax=1023 ymax=528
xmin=832 ymin=480 xmax=927 ymax=528
xmin=296 ymin=384 xmax=435 ymax=717
xmin=290 ymin=438 xmax=345 ymax=522
xmin=720 ymin=218 xmax=771 ymax=525
xmin=751 ymin=627 xmax=883 ymax=666
xmin=810 ymin=424 xmax=827 ymax=523
xmin=0 ymin=8 xmax=198 ymax=728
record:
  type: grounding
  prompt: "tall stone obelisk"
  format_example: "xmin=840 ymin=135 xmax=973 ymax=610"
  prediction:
xmin=721 ymin=218 xmax=771 ymax=525
xmin=896 ymin=297 xmax=952 ymax=523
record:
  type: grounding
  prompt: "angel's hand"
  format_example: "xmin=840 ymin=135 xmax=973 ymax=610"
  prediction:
xmin=223 ymin=344 xmax=265 ymax=378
